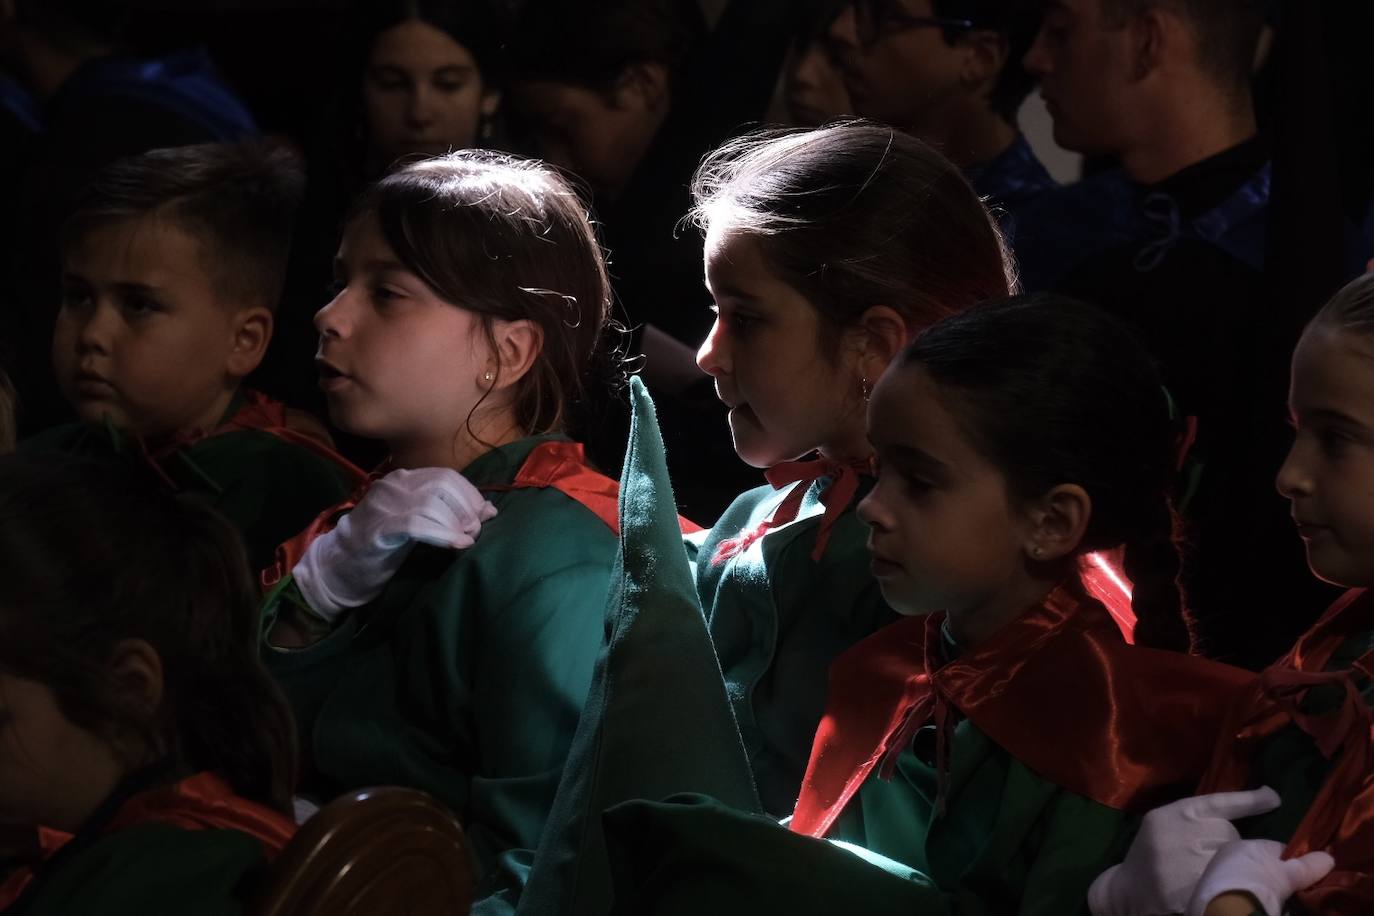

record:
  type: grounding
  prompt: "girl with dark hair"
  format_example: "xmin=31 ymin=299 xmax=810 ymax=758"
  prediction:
xmin=1093 ymin=273 xmax=1374 ymax=916
xmin=0 ymin=453 xmax=296 ymax=915
xmin=605 ymin=295 xmax=1253 ymax=915
xmin=267 ymin=0 xmax=509 ymax=418
xmin=259 ymin=150 xmax=623 ymax=910
xmin=350 ymin=0 xmax=506 ymax=173
xmin=689 ymin=120 xmax=1014 ymax=817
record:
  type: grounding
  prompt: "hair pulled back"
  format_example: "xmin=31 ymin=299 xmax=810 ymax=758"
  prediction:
xmin=905 ymin=293 xmax=1195 ymax=651
xmin=690 ymin=121 xmax=1014 ymax=355
xmin=0 ymin=453 xmax=297 ymax=813
xmin=351 ymin=149 xmax=616 ymax=438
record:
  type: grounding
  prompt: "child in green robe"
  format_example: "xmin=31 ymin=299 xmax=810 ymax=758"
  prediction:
xmin=606 ymin=295 xmax=1255 ymax=915
xmin=26 ymin=142 xmax=363 ymax=572
xmin=686 ymin=121 xmax=1015 ymax=815
xmin=0 ymin=453 xmax=298 ymax=916
xmin=260 ymin=151 xmax=622 ymax=913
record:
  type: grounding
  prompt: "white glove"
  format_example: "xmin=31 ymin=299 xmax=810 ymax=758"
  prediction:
xmin=293 ymin=467 xmax=497 ymax=621
xmin=1186 ymin=840 xmax=1335 ymax=916
xmin=1088 ymin=787 xmax=1282 ymax=916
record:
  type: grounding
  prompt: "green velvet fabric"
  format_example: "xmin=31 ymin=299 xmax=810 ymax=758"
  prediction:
xmin=22 ymin=408 xmax=353 ymax=572
xmin=696 ymin=477 xmax=898 ymax=816
xmin=5 ymin=824 xmax=266 ymax=916
xmin=262 ymin=434 xmax=618 ymax=908
xmin=512 ymin=378 xmax=759 ymax=916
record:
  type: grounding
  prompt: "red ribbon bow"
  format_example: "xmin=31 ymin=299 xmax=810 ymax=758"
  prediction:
xmin=712 ymin=454 xmax=871 ymax=566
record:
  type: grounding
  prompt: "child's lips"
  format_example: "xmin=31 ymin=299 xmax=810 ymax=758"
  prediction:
xmin=72 ymin=370 xmax=115 ymax=397
xmin=1295 ymin=521 xmax=1331 ymax=540
xmin=315 ymin=359 xmax=353 ymax=392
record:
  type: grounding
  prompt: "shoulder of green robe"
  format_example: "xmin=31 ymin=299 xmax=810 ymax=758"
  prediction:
xmin=179 ymin=428 xmax=356 ymax=497
xmin=12 ymin=823 xmax=267 ymax=916
xmin=19 ymin=421 xmax=98 ymax=454
xmin=695 ymin=482 xmax=790 ymax=592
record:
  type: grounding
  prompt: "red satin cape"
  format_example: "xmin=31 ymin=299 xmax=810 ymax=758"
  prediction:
xmin=791 ymin=585 xmax=1253 ymax=838
xmin=0 ymin=772 xmax=295 ymax=909
xmin=1198 ymin=588 xmax=1374 ymax=911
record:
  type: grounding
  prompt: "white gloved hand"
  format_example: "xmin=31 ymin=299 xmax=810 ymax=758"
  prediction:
xmin=293 ymin=467 xmax=497 ymax=621
xmin=1088 ymin=787 xmax=1282 ymax=916
xmin=1186 ymin=839 xmax=1335 ymax=916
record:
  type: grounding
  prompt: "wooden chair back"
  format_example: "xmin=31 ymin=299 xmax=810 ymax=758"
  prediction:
xmin=251 ymin=787 xmax=473 ymax=916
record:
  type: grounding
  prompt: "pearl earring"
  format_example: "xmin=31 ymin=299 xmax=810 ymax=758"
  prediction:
xmin=483 ymin=370 xmax=494 ymax=383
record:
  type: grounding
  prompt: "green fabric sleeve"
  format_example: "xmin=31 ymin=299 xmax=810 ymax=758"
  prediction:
xmin=603 ymin=794 xmax=948 ymax=916
xmin=11 ymin=824 xmax=265 ymax=916
xmin=467 ymin=558 xmax=614 ymax=902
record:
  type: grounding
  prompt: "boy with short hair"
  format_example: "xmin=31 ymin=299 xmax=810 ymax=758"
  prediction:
xmin=29 ymin=142 xmax=363 ymax=571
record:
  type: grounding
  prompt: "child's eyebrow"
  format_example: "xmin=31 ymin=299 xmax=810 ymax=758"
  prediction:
xmin=709 ymin=283 xmax=761 ymax=304
xmin=1302 ymin=406 xmax=1371 ymax=430
xmin=881 ymin=442 xmax=951 ymax=475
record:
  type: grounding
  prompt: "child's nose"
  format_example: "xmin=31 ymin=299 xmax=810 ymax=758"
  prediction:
xmin=406 ymin=86 xmax=438 ymax=127
xmin=696 ymin=318 xmax=730 ymax=377
xmin=1275 ymin=441 xmax=1313 ymax=499
xmin=314 ymin=292 xmax=350 ymax=339
xmin=73 ymin=302 xmax=116 ymax=354
xmin=856 ymin=486 xmax=889 ymax=531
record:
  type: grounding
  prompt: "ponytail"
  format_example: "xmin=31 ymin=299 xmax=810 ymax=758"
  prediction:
xmin=1122 ymin=494 xmax=1195 ymax=652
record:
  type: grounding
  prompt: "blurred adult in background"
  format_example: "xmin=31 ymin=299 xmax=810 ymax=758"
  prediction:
xmin=263 ymin=0 xmax=509 ymax=438
xmin=507 ymin=0 xmax=792 ymax=519
xmin=827 ymin=0 xmax=1055 ymax=249
xmin=763 ymin=0 xmax=854 ymax=127
xmin=0 ymin=0 xmax=258 ymax=436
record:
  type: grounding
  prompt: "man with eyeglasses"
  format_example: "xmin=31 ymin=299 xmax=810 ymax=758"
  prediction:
xmin=827 ymin=0 xmax=1056 ymax=251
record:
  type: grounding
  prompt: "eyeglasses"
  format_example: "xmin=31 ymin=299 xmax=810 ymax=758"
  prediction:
xmin=852 ymin=0 xmax=976 ymax=47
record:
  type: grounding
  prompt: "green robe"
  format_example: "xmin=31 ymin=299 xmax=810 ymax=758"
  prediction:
xmin=697 ymin=478 xmax=898 ymax=816
xmin=4 ymin=824 xmax=267 ymax=916
xmin=602 ymin=717 xmax=1136 ymax=915
xmin=826 ymin=720 xmax=1134 ymax=915
xmin=22 ymin=391 xmax=354 ymax=571
xmin=262 ymin=434 xmax=618 ymax=908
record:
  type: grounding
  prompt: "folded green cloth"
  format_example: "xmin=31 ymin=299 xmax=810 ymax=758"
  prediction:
xmin=512 ymin=377 xmax=760 ymax=916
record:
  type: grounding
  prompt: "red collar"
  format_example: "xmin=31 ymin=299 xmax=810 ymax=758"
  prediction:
xmin=1199 ymin=589 xmax=1374 ymax=911
xmin=0 ymin=772 xmax=294 ymax=910
xmin=713 ymin=454 xmax=870 ymax=565
xmin=261 ymin=439 xmax=701 ymax=590
xmin=791 ymin=585 xmax=1253 ymax=838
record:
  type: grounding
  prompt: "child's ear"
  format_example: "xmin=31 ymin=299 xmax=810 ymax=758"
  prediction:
xmin=848 ymin=305 xmax=910 ymax=382
xmin=225 ymin=307 xmax=273 ymax=379
xmin=107 ymin=638 xmax=164 ymax=728
xmin=1131 ymin=5 xmax=1169 ymax=81
xmin=1023 ymin=483 xmax=1092 ymax=562
xmin=613 ymin=61 xmax=671 ymax=113
xmin=959 ymin=30 xmax=1009 ymax=94
xmin=485 ymin=318 xmax=544 ymax=391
